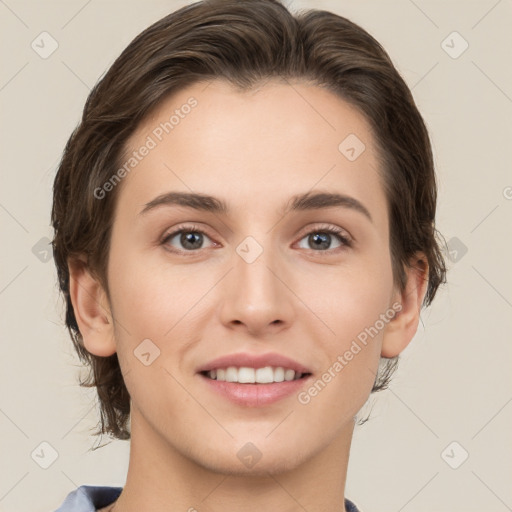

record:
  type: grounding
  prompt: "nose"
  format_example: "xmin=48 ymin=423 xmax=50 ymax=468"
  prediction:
xmin=218 ymin=240 xmax=296 ymax=337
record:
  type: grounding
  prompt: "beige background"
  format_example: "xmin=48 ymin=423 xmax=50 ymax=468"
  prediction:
xmin=1 ymin=1 xmax=511 ymax=511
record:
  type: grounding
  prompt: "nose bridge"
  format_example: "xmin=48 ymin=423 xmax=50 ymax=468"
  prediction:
xmin=234 ymin=233 xmax=282 ymax=303
xmin=219 ymin=233 xmax=294 ymax=332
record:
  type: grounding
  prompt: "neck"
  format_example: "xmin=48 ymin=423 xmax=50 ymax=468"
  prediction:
xmin=112 ymin=407 xmax=354 ymax=512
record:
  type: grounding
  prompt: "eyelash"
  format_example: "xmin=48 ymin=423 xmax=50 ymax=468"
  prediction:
xmin=161 ymin=223 xmax=353 ymax=256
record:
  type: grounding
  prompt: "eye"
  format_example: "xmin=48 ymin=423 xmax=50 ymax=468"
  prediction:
xmin=296 ymin=225 xmax=352 ymax=252
xmin=161 ymin=223 xmax=352 ymax=254
xmin=161 ymin=224 xmax=217 ymax=252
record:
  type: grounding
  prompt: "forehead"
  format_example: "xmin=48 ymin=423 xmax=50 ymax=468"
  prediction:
xmin=116 ymin=78 xmax=386 ymax=224
xmin=132 ymin=78 xmax=377 ymax=159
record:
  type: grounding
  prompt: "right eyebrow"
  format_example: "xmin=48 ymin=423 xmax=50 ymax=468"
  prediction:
xmin=140 ymin=191 xmax=228 ymax=216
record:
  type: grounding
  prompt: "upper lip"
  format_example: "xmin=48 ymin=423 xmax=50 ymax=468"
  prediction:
xmin=196 ymin=352 xmax=312 ymax=374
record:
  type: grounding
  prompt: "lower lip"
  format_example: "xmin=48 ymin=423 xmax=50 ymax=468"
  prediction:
xmin=198 ymin=373 xmax=312 ymax=407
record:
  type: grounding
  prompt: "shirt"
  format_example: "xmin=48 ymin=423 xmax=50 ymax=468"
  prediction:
xmin=54 ymin=485 xmax=362 ymax=511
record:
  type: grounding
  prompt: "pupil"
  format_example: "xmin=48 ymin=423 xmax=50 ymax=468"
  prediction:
xmin=311 ymin=233 xmax=330 ymax=250
xmin=182 ymin=232 xmax=202 ymax=249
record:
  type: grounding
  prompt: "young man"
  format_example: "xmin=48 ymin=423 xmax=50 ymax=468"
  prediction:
xmin=52 ymin=1 xmax=446 ymax=511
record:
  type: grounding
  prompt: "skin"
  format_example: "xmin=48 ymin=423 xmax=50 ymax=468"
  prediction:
xmin=69 ymin=79 xmax=428 ymax=512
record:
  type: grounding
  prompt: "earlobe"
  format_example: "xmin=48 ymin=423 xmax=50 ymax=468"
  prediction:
xmin=381 ymin=253 xmax=429 ymax=358
xmin=68 ymin=257 xmax=116 ymax=357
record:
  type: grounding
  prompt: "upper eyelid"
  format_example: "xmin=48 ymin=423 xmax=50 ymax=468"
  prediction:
xmin=296 ymin=223 xmax=351 ymax=239
xmin=161 ymin=223 xmax=214 ymax=242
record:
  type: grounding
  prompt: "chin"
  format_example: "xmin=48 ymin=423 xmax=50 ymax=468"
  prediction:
xmin=197 ymin=449 xmax=308 ymax=477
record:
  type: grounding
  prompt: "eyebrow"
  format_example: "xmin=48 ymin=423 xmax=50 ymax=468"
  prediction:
xmin=140 ymin=190 xmax=372 ymax=222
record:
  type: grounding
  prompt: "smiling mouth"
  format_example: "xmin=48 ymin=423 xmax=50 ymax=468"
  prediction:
xmin=200 ymin=366 xmax=312 ymax=384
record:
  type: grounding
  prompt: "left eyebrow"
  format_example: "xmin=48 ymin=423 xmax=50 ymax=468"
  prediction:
xmin=286 ymin=191 xmax=372 ymax=223
xmin=140 ymin=190 xmax=372 ymax=223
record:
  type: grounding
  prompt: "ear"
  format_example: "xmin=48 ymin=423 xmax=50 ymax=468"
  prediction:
xmin=68 ymin=257 xmax=116 ymax=357
xmin=381 ymin=252 xmax=429 ymax=358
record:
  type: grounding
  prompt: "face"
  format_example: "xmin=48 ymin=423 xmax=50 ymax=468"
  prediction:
xmin=99 ymin=79 xmax=402 ymax=474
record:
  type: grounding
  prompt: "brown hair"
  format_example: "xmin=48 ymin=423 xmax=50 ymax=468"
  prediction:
xmin=51 ymin=0 xmax=447 ymax=442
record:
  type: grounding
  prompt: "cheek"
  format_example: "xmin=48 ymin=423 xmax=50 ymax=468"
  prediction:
xmin=106 ymin=249 xmax=201 ymax=413
xmin=108 ymin=215 xmax=192 ymax=315
xmin=304 ymin=250 xmax=394 ymax=338
xmin=298 ymin=293 xmax=391 ymax=423
xmin=106 ymin=241 xmax=225 ymax=377
xmin=303 ymin=253 xmax=394 ymax=398
xmin=108 ymin=254 xmax=192 ymax=340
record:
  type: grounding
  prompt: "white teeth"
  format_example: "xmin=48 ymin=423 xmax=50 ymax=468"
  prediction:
xmin=284 ymin=369 xmax=295 ymax=381
xmin=205 ymin=366 xmax=305 ymax=383
xmin=255 ymin=367 xmax=274 ymax=383
xmin=226 ymin=367 xmax=238 ymax=382
xmin=238 ymin=367 xmax=255 ymax=383
xmin=273 ymin=367 xmax=285 ymax=382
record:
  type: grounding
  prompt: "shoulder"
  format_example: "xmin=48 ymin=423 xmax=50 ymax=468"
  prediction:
xmin=54 ymin=485 xmax=123 ymax=512
xmin=345 ymin=497 xmax=362 ymax=512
